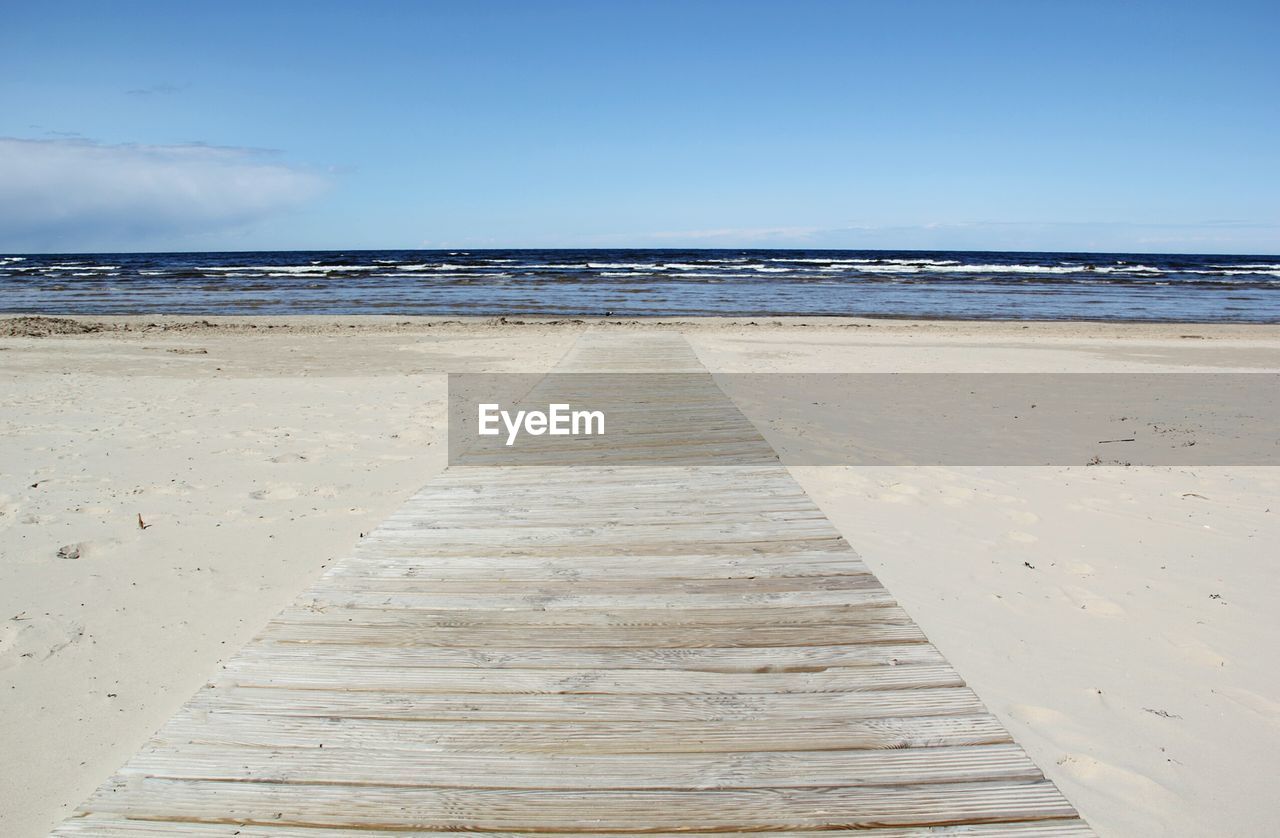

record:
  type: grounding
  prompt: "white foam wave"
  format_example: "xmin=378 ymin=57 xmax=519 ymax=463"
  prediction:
xmin=942 ymin=264 xmax=1083 ymax=274
xmin=853 ymin=265 xmax=923 ymax=274
xmin=405 ymin=272 xmax=502 ymax=279
xmin=394 ymin=263 xmax=485 ymax=271
xmin=1200 ymin=269 xmax=1280 ymax=278
xmin=204 ymin=265 xmax=379 ymax=274
xmin=1092 ymin=265 xmax=1162 ymax=273
xmin=768 ymin=257 xmax=961 ymax=267
xmin=766 ymin=257 xmax=865 ymax=264
xmin=42 ymin=263 xmax=120 ymax=271
xmin=499 ymin=264 xmax=591 ymax=271
xmin=852 ymin=263 xmax=1163 ymax=275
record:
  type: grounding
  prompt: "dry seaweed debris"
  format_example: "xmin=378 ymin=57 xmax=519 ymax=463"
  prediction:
xmin=0 ymin=316 xmax=104 ymax=337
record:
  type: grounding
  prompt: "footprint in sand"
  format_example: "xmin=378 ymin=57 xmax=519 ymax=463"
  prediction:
xmin=0 ymin=495 xmax=19 ymax=529
xmin=250 ymin=484 xmax=302 ymax=501
xmin=1007 ymin=530 xmax=1039 ymax=544
xmin=0 ymin=615 xmax=86 ymax=671
xmin=269 ymin=452 xmax=310 ymax=463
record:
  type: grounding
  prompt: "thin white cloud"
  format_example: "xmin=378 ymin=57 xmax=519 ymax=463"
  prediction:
xmin=0 ymin=138 xmax=327 ymax=251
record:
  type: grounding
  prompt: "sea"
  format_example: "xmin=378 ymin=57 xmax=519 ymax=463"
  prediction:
xmin=1 ymin=249 xmax=1278 ymax=322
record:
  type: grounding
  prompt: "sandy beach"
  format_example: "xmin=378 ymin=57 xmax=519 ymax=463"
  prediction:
xmin=2 ymin=315 xmax=1278 ymax=837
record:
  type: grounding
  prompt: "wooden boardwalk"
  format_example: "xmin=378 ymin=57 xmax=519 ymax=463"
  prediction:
xmin=54 ymin=332 xmax=1090 ymax=836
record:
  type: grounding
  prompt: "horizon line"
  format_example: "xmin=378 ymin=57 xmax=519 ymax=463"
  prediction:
xmin=5 ymin=245 xmax=1280 ymax=258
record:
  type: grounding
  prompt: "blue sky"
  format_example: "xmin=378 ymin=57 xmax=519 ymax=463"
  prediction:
xmin=2 ymin=0 xmax=1277 ymax=253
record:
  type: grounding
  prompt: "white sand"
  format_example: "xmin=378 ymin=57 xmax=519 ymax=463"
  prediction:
xmin=2 ymin=316 xmax=1277 ymax=837
xmin=689 ymin=323 xmax=1280 ymax=837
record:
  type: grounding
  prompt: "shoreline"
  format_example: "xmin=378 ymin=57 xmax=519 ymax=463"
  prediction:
xmin=2 ymin=316 xmax=1277 ymax=836
xmin=5 ymin=312 xmax=1280 ymax=339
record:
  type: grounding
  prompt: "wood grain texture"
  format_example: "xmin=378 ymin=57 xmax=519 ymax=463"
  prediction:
xmin=53 ymin=331 xmax=1089 ymax=835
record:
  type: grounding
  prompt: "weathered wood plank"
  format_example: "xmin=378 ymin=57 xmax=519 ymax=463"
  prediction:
xmin=319 ymin=553 xmax=871 ymax=580
xmin=124 ymin=743 xmax=1043 ymax=789
xmin=295 ymin=587 xmax=897 ymax=611
xmin=77 ymin=777 xmax=1081 ymax=831
xmin=234 ymin=640 xmax=947 ymax=671
xmin=54 ymin=818 xmax=1093 ymax=837
xmin=309 ymin=572 xmax=879 ymax=596
xmin=272 ymin=601 xmax=916 ymax=628
xmin=182 ymin=685 xmax=990 ymax=722
xmin=260 ymin=621 xmax=930 ymax=648
xmin=157 ymin=713 xmax=1015 ymax=754
xmin=215 ymin=661 xmax=964 ymax=694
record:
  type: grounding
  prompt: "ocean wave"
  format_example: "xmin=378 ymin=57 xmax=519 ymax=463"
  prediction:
xmin=35 ymin=263 xmax=121 ymax=271
xmin=880 ymin=258 xmax=963 ymax=266
xmin=844 ymin=263 xmax=1170 ymax=275
xmin=766 ymin=257 xmax=867 ymax=264
xmin=791 ymin=258 xmax=964 ymax=266
xmin=387 ymin=271 xmax=513 ymax=279
xmin=1093 ymin=265 xmax=1164 ymax=273
xmin=660 ymin=272 xmax=759 ymax=279
xmin=1196 ymin=268 xmax=1280 ymax=277
xmin=448 ymin=263 xmax=578 ymax=271
xmin=204 ymin=264 xmax=381 ymax=274
xmin=944 ymin=264 xmax=1088 ymax=274
xmin=394 ymin=263 xmax=496 ymax=271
